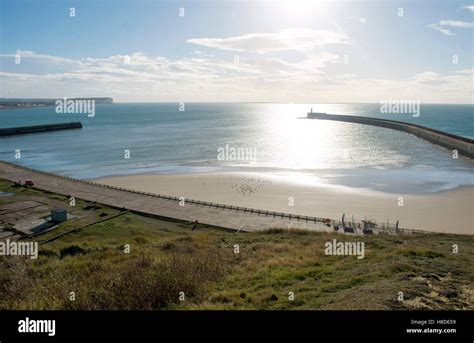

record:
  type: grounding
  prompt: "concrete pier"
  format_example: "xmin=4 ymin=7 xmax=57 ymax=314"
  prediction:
xmin=0 ymin=122 xmax=82 ymax=136
xmin=307 ymin=113 xmax=474 ymax=158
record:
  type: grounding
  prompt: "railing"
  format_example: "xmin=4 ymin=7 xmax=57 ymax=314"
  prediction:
xmin=2 ymin=161 xmax=431 ymax=235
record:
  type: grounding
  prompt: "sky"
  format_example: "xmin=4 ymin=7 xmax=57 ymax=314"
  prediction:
xmin=0 ymin=0 xmax=473 ymax=103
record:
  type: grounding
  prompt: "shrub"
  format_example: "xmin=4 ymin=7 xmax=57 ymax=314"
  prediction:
xmin=60 ymin=245 xmax=87 ymax=258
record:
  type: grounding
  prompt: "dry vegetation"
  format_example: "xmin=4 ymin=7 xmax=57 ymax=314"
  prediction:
xmin=0 ymin=179 xmax=473 ymax=310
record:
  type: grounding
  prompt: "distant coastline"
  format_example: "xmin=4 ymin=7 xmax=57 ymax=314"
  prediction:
xmin=0 ymin=97 xmax=113 ymax=110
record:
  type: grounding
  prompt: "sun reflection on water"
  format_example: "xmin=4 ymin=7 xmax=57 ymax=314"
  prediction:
xmin=253 ymin=103 xmax=372 ymax=170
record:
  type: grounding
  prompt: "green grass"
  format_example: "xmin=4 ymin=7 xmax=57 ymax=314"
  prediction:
xmin=0 ymin=179 xmax=473 ymax=310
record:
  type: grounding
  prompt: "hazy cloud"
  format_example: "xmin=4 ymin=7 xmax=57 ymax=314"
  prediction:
xmin=0 ymin=51 xmax=472 ymax=103
xmin=187 ymin=29 xmax=349 ymax=54
xmin=462 ymin=5 xmax=474 ymax=12
xmin=428 ymin=23 xmax=455 ymax=36
xmin=439 ymin=19 xmax=474 ymax=28
xmin=0 ymin=50 xmax=83 ymax=67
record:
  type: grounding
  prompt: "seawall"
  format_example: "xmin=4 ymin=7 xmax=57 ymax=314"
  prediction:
xmin=0 ymin=122 xmax=83 ymax=136
xmin=307 ymin=113 xmax=474 ymax=159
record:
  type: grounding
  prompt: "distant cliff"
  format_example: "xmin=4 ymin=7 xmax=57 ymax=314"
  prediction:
xmin=0 ymin=97 xmax=113 ymax=109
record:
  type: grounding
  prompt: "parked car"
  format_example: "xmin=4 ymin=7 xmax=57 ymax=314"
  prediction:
xmin=24 ymin=180 xmax=34 ymax=186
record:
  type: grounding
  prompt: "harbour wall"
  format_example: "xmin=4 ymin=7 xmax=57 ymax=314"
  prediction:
xmin=307 ymin=113 xmax=474 ymax=159
xmin=0 ymin=122 xmax=83 ymax=136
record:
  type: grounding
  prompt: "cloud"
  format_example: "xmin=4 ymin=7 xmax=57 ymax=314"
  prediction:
xmin=455 ymin=68 xmax=474 ymax=74
xmin=463 ymin=5 xmax=474 ymax=12
xmin=412 ymin=71 xmax=440 ymax=82
xmin=428 ymin=18 xmax=474 ymax=35
xmin=428 ymin=24 xmax=455 ymax=36
xmin=0 ymin=51 xmax=472 ymax=103
xmin=0 ymin=50 xmax=83 ymax=67
xmin=439 ymin=20 xmax=474 ymax=28
xmin=187 ymin=29 xmax=349 ymax=54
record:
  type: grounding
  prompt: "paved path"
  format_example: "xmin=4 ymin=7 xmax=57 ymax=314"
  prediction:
xmin=0 ymin=161 xmax=332 ymax=233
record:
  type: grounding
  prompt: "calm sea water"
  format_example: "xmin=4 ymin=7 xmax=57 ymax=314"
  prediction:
xmin=0 ymin=103 xmax=472 ymax=193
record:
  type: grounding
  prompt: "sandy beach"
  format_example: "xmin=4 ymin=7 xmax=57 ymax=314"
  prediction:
xmin=96 ymin=172 xmax=474 ymax=235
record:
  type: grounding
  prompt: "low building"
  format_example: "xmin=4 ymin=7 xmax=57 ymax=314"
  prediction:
xmin=51 ymin=209 xmax=67 ymax=223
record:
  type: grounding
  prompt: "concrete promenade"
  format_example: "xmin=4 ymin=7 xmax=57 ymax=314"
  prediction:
xmin=0 ymin=161 xmax=431 ymax=235
xmin=0 ymin=161 xmax=333 ymax=233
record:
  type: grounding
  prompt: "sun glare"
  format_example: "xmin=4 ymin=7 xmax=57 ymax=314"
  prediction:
xmin=272 ymin=0 xmax=334 ymax=23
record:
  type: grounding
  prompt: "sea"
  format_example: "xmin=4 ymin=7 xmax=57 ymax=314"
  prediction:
xmin=0 ymin=103 xmax=472 ymax=193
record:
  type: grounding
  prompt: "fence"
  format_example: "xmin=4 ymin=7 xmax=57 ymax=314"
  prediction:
xmin=2 ymin=161 xmax=430 ymax=235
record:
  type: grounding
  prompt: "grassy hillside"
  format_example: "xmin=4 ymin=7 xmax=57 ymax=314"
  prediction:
xmin=0 ymin=179 xmax=473 ymax=310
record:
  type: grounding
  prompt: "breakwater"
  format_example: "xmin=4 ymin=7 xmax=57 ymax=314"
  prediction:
xmin=307 ymin=113 xmax=474 ymax=158
xmin=0 ymin=122 xmax=83 ymax=136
